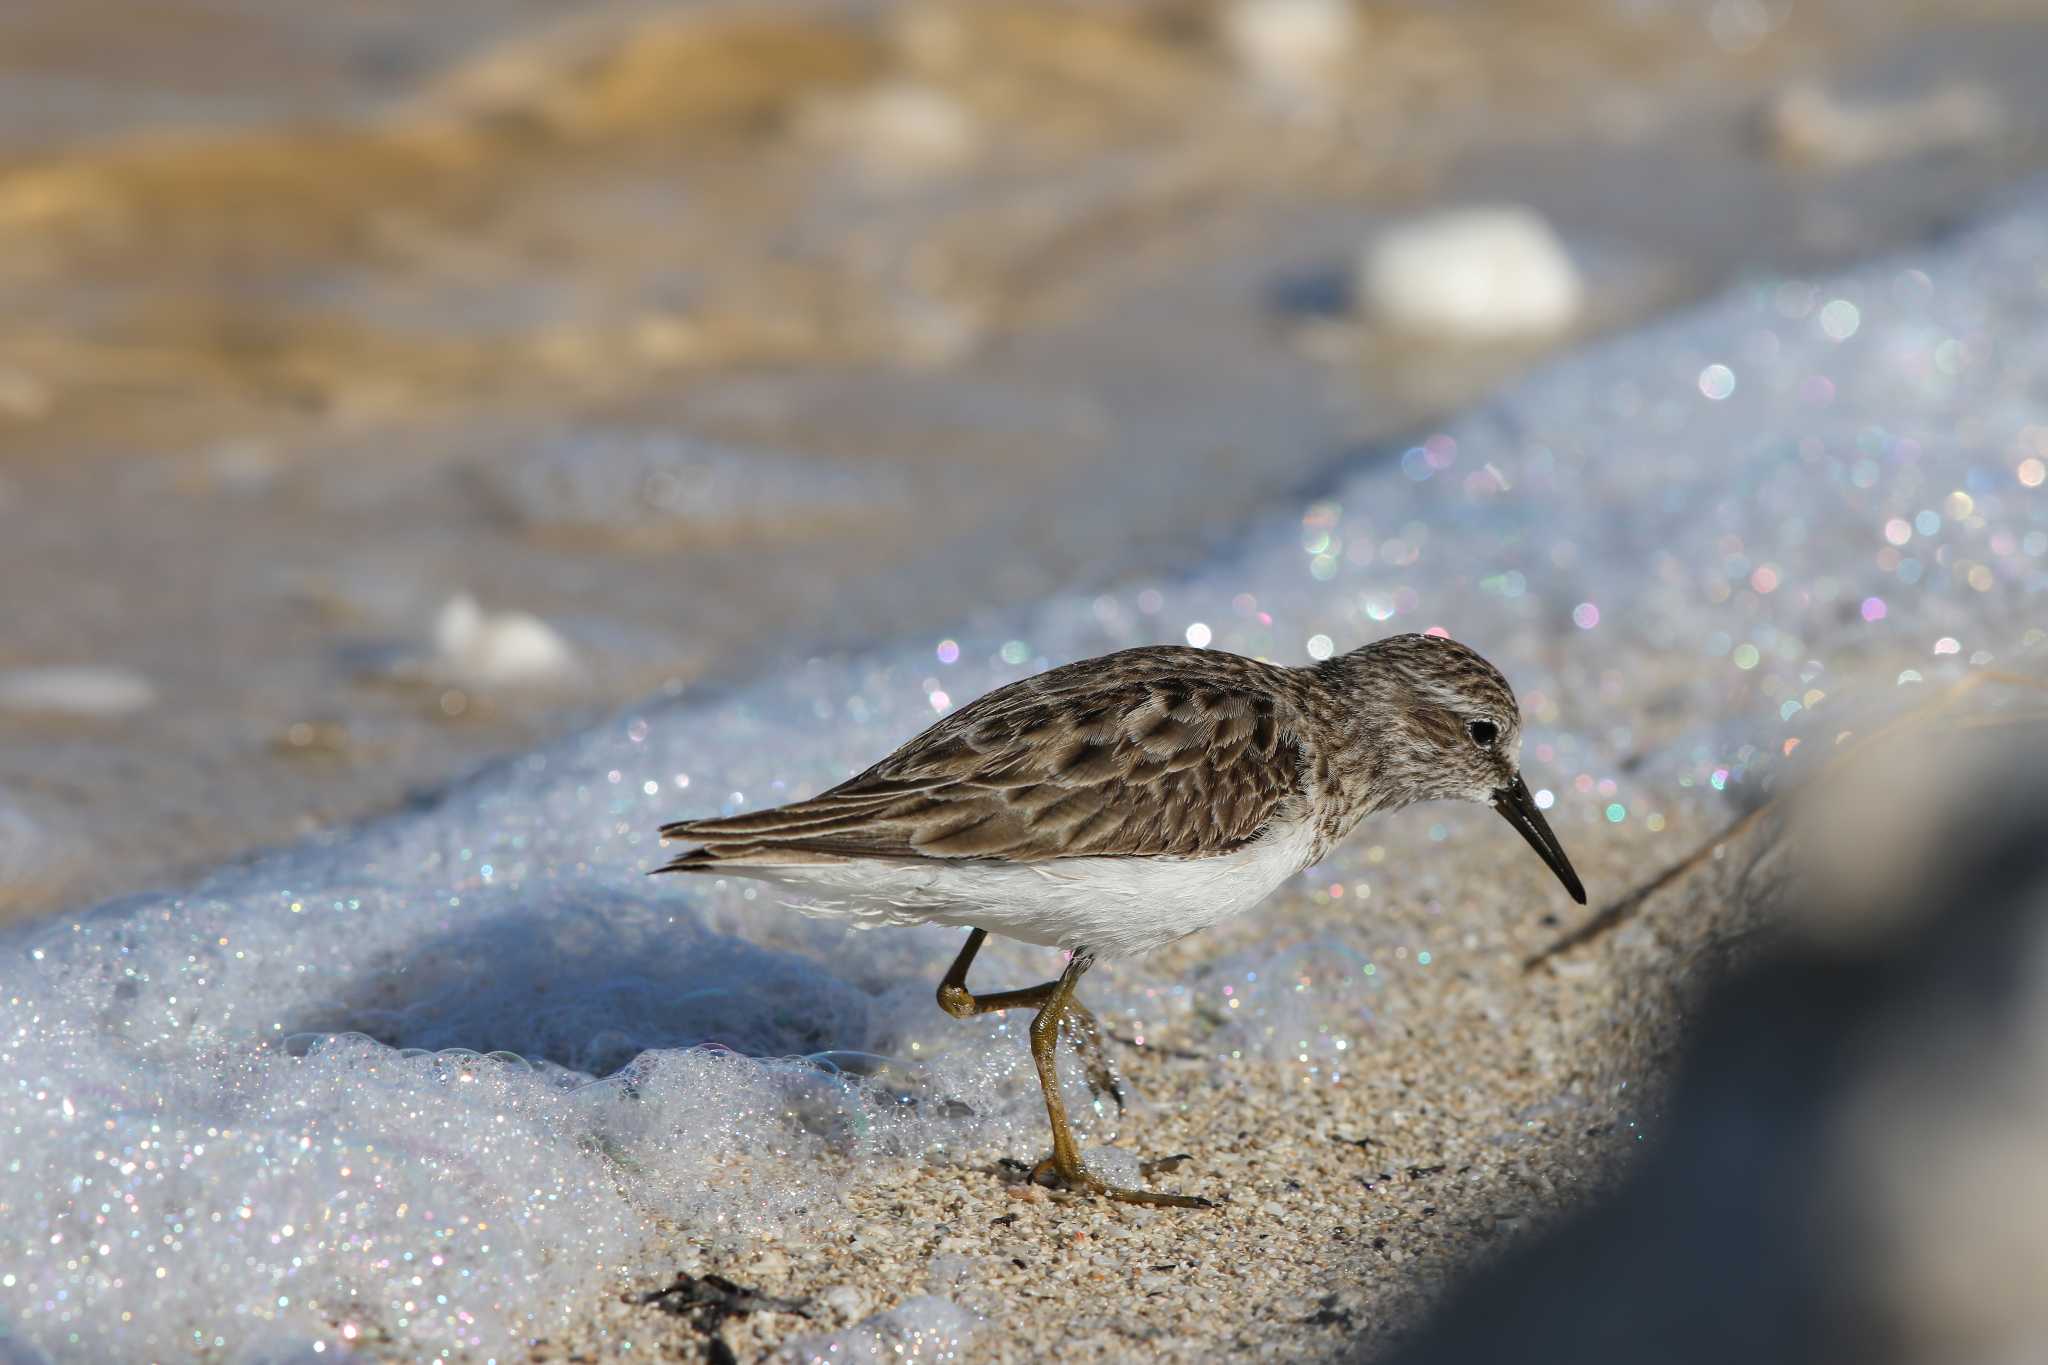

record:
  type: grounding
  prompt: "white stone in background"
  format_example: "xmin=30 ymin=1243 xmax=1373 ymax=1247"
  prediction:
xmin=432 ymin=593 xmax=579 ymax=687
xmin=1222 ymin=0 xmax=1356 ymax=90
xmin=806 ymin=81 xmax=979 ymax=176
xmin=1764 ymin=82 xmax=2004 ymax=169
xmin=0 ymin=666 xmax=157 ymax=718
xmin=1357 ymin=206 xmax=1585 ymax=342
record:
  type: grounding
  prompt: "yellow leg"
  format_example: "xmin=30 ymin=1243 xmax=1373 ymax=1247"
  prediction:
xmin=1024 ymin=949 xmax=1213 ymax=1210
xmin=935 ymin=929 xmax=1122 ymax=1109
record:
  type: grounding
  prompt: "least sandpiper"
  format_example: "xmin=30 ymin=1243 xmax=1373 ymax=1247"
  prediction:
xmin=657 ymin=632 xmax=1585 ymax=1207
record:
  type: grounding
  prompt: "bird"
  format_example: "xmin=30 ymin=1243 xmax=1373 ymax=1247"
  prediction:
xmin=655 ymin=632 xmax=1585 ymax=1207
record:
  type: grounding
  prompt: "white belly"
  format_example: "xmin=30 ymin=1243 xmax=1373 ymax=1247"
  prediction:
xmin=719 ymin=818 xmax=1323 ymax=958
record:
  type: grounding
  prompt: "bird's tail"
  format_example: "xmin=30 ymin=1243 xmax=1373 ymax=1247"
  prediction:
xmin=651 ymin=815 xmax=854 ymax=875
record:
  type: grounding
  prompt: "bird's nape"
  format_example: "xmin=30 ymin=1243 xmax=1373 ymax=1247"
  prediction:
xmin=1491 ymin=774 xmax=1587 ymax=904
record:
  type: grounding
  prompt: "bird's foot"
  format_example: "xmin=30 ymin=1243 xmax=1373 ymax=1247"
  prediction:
xmin=1028 ymin=1154 xmax=1215 ymax=1209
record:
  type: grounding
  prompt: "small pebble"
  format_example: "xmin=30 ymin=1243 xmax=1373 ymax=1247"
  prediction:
xmin=431 ymin=593 xmax=580 ymax=687
xmin=0 ymin=666 xmax=156 ymax=718
xmin=1357 ymin=206 xmax=1584 ymax=341
xmin=1222 ymin=0 xmax=1355 ymax=90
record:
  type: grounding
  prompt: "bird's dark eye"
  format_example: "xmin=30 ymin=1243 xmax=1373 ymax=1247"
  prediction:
xmin=1467 ymin=719 xmax=1499 ymax=747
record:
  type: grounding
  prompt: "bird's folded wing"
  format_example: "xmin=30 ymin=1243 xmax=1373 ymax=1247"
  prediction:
xmin=661 ymin=670 xmax=1304 ymax=864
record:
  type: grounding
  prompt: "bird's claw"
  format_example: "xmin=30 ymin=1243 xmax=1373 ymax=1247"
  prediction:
xmin=1028 ymin=1155 xmax=1215 ymax=1209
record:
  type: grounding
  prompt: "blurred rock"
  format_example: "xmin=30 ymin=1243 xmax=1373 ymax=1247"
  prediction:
xmin=1763 ymin=82 xmax=2004 ymax=169
xmin=1222 ymin=0 xmax=1357 ymax=95
xmin=430 ymin=593 xmax=579 ymax=688
xmin=0 ymin=666 xmax=156 ymax=718
xmin=1356 ymin=207 xmax=1584 ymax=342
xmin=800 ymin=81 xmax=980 ymax=177
xmin=1372 ymin=719 xmax=2048 ymax=1365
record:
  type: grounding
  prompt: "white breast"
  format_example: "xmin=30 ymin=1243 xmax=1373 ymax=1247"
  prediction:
xmin=720 ymin=818 xmax=1325 ymax=958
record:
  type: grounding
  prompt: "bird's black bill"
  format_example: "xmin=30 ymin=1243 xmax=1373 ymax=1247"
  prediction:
xmin=1492 ymin=775 xmax=1587 ymax=905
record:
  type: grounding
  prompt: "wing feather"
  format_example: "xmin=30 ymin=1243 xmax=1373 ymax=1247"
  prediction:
xmin=657 ymin=647 xmax=1305 ymax=869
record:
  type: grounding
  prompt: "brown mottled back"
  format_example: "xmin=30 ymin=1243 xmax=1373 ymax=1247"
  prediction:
xmin=658 ymin=633 xmax=1536 ymax=873
xmin=660 ymin=646 xmax=1309 ymax=865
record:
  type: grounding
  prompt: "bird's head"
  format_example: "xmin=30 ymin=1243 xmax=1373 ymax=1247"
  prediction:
xmin=1329 ymin=632 xmax=1585 ymax=905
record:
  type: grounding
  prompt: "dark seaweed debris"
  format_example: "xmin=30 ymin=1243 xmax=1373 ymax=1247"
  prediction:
xmin=631 ymin=1272 xmax=810 ymax=1365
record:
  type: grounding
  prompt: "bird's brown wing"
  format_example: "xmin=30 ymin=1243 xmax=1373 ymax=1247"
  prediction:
xmin=657 ymin=648 xmax=1305 ymax=868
